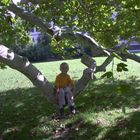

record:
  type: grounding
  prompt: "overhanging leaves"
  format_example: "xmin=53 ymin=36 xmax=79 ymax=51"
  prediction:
xmin=117 ymin=63 xmax=128 ymax=72
xmin=101 ymin=71 xmax=113 ymax=79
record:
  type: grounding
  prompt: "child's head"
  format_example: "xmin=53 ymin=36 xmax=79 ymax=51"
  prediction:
xmin=60 ymin=62 xmax=69 ymax=74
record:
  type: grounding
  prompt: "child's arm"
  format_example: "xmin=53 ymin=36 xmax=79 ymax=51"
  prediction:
xmin=55 ymin=76 xmax=60 ymax=91
xmin=68 ymin=76 xmax=74 ymax=90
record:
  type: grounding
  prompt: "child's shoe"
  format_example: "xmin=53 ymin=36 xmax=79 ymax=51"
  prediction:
xmin=70 ymin=106 xmax=76 ymax=115
xmin=59 ymin=108 xmax=65 ymax=118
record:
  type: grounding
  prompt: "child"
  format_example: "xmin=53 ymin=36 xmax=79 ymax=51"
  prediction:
xmin=55 ymin=62 xmax=75 ymax=118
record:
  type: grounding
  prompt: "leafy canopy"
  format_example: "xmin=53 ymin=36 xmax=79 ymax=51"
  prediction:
xmin=0 ymin=0 xmax=140 ymax=49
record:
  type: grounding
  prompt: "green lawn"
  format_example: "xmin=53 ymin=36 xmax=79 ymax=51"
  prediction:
xmin=0 ymin=57 xmax=140 ymax=140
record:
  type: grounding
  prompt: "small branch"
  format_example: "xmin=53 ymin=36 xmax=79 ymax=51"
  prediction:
xmin=120 ymin=53 xmax=140 ymax=63
xmin=96 ymin=55 xmax=114 ymax=72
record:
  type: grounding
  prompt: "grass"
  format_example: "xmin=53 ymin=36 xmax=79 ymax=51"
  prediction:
xmin=0 ymin=57 xmax=140 ymax=140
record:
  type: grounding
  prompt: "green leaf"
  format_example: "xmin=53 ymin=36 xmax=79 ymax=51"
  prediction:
xmin=101 ymin=71 xmax=113 ymax=79
xmin=0 ymin=62 xmax=7 ymax=69
xmin=1 ymin=0 xmax=10 ymax=5
xmin=118 ymin=63 xmax=127 ymax=67
xmin=117 ymin=67 xmax=122 ymax=72
xmin=122 ymin=67 xmax=128 ymax=71
xmin=51 ymin=37 xmax=58 ymax=48
xmin=73 ymin=19 xmax=79 ymax=26
xmin=117 ymin=63 xmax=128 ymax=72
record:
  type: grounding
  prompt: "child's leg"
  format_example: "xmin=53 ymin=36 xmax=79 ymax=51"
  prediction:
xmin=64 ymin=87 xmax=75 ymax=114
xmin=58 ymin=88 xmax=66 ymax=108
xmin=58 ymin=88 xmax=65 ymax=117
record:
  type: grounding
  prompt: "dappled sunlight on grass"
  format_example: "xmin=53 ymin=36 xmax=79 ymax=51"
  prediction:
xmin=0 ymin=76 xmax=140 ymax=139
xmin=0 ymin=58 xmax=140 ymax=139
xmin=72 ymin=76 xmax=140 ymax=139
xmin=76 ymin=76 xmax=140 ymax=112
xmin=102 ymin=111 xmax=140 ymax=140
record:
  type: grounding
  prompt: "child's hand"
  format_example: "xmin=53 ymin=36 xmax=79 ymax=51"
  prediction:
xmin=68 ymin=85 xmax=73 ymax=91
xmin=56 ymin=88 xmax=60 ymax=93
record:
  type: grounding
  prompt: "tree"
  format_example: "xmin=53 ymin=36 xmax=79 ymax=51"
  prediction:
xmin=0 ymin=0 xmax=140 ymax=104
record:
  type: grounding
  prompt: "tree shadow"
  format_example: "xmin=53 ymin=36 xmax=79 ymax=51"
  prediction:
xmin=50 ymin=111 xmax=140 ymax=140
xmin=0 ymin=87 xmax=57 ymax=140
xmin=76 ymin=76 xmax=140 ymax=112
xmin=0 ymin=87 xmax=105 ymax=140
xmin=102 ymin=111 xmax=140 ymax=140
xmin=53 ymin=118 xmax=104 ymax=140
xmin=0 ymin=76 xmax=139 ymax=139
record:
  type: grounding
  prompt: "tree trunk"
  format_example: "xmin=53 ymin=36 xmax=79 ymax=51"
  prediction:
xmin=1 ymin=44 xmax=140 ymax=104
xmin=0 ymin=45 xmax=97 ymax=104
xmin=0 ymin=45 xmax=55 ymax=103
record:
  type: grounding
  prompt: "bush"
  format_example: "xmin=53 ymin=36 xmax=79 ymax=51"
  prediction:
xmin=15 ymin=44 xmax=57 ymax=62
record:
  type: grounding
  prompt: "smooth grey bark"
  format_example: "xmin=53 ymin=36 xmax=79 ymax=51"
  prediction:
xmin=0 ymin=45 xmax=96 ymax=102
xmin=0 ymin=45 xmax=97 ymax=98
xmin=0 ymin=45 xmax=55 ymax=103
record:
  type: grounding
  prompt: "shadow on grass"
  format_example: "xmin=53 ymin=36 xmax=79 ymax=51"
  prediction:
xmin=76 ymin=76 xmax=140 ymax=112
xmin=52 ymin=112 xmax=140 ymax=140
xmin=53 ymin=119 xmax=104 ymax=140
xmin=102 ymin=111 xmax=140 ymax=140
xmin=0 ymin=87 xmax=57 ymax=140
xmin=71 ymin=76 xmax=140 ymax=140
xmin=0 ymin=76 xmax=140 ymax=140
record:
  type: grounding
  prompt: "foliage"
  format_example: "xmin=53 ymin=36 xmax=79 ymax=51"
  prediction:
xmin=11 ymin=18 xmax=34 ymax=47
xmin=1 ymin=0 xmax=140 ymax=50
xmin=12 ymin=34 xmax=81 ymax=62
xmin=26 ymin=0 xmax=140 ymax=48
xmin=51 ymin=38 xmax=81 ymax=59
xmin=101 ymin=62 xmax=128 ymax=79
xmin=0 ymin=0 xmax=33 ymax=47
xmin=14 ymin=44 xmax=52 ymax=62
xmin=117 ymin=62 xmax=128 ymax=72
xmin=101 ymin=71 xmax=113 ymax=79
xmin=0 ymin=12 xmax=33 ymax=47
xmin=0 ymin=62 xmax=7 ymax=69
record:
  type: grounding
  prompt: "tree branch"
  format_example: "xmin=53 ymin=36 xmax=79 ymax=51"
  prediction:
xmin=7 ymin=3 xmax=54 ymax=36
xmin=0 ymin=45 xmax=55 ymax=103
xmin=7 ymin=3 xmax=110 ymax=56
xmin=4 ymin=2 xmax=140 ymax=101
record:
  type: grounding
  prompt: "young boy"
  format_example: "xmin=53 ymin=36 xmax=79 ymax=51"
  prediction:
xmin=55 ymin=62 xmax=75 ymax=118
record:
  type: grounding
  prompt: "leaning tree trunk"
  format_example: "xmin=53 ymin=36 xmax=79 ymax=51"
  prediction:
xmin=0 ymin=45 xmax=97 ymax=104
xmin=0 ymin=45 xmax=55 ymax=103
xmin=0 ymin=44 xmax=114 ymax=102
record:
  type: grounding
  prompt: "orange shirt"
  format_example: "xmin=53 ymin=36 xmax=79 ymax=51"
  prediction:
xmin=55 ymin=73 xmax=73 ymax=88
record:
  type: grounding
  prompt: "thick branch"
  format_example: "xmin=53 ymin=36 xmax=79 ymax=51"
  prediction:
xmin=7 ymin=4 xmax=54 ymax=36
xmin=74 ymin=68 xmax=96 ymax=96
xmin=7 ymin=3 xmax=110 ymax=56
xmin=0 ymin=45 xmax=55 ymax=103
xmin=4 ymin=2 xmax=140 ymax=100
